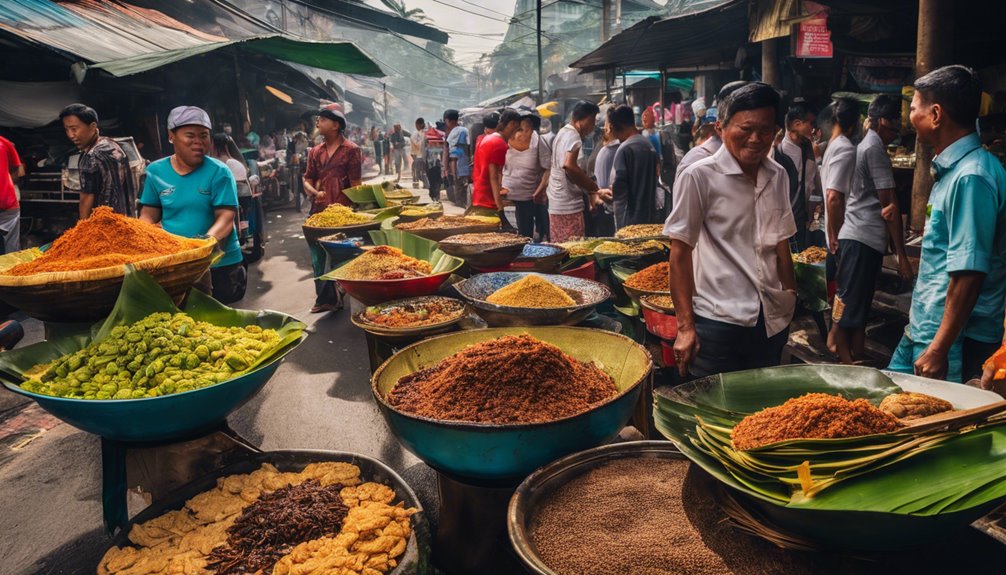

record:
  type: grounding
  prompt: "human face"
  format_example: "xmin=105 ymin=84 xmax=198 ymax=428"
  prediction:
xmin=721 ymin=108 xmax=776 ymax=171
xmin=509 ymin=120 xmax=533 ymax=151
xmin=910 ymin=91 xmax=937 ymax=147
xmin=575 ymin=115 xmax=597 ymax=138
xmin=62 ymin=115 xmax=98 ymax=150
xmin=169 ymin=125 xmax=210 ymax=167
xmin=874 ymin=115 xmax=901 ymax=146
xmin=316 ymin=116 xmax=339 ymax=138
xmin=498 ymin=119 xmax=520 ymax=141
xmin=790 ymin=113 xmax=816 ymax=140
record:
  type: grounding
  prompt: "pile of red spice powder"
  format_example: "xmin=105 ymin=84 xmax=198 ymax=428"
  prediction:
xmin=386 ymin=334 xmax=618 ymax=424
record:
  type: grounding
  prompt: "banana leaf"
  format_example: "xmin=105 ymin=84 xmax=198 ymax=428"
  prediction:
xmin=0 ymin=267 xmax=305 ymax=384
xmin=793 ymin=261 xmax=828 ymax=313
xmin=366 ymin=228 xmax=463 ymax=274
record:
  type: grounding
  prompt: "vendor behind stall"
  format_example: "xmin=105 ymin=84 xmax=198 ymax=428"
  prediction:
xmin=138 ymin=106 xmax=245 ymax=303
xmin=59 ymin=103 xmax=135 ymax=219
xmin=665 ymin=82 xmax=798 ymax=378
xmin=888 ymin=65 xmax=1006 ymax=383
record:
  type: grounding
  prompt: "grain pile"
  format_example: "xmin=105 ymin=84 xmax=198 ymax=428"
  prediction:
xmin=387 ymin=334 xmax=617 ymax=424
xmin=485 ymin=276 xmax=575 ymax=308
xmin=336 ymin=246 xmax=432 ymax=280
xmin=625 ymin=262 xmax=671 ymax=292
xmin=731 ymin=393 xmax=903 ymax=450
xmin=6 ymin=207 xmax=201 ymax=275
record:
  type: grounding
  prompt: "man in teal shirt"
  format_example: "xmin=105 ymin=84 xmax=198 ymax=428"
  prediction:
xmin=888 ymin=65 xmax=1006 ymax=382
xmin=140 ymin=106 xmax=246 ymax=303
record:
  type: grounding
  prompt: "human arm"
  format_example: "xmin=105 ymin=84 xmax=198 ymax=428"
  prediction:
xmin=79 ymin=193 xmax=96 ymax=220
xmin=533 ymin=169 xmax=550 ymax=204
xmin=207 ymin=207 xmax=237 ymax=244
xmin=669 ymin=242 xmax=699 ymax=376
xmin=139 ymin=205 xmax=161 ymax=225
xmin=775 ymin=239 xmax=797 ymax=292
xmin=915 ymin=272 xmax=985 ymax=379
xmin=877 ymin=186 xmax=912 ymax=279
xmin=826 ymin=189 xmax=845 ymax=254
xmin=302 ymin=149 xmax=322 ymax=198
xmin=489 ymin=162 xmax=505 ymax=210
xmin=349 ymin=146 xmax=363 ymax=188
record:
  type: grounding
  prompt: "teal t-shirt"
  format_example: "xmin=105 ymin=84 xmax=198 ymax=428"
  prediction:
xmin=140 ymin=156 xmax=242 ymax=267
xmin=909 ymin=133 xmax=1006 ymax=345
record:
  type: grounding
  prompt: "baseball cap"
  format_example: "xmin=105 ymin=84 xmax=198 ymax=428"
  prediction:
xmin=167 ymin=106 xmax=212 ymax=131
xmin=318 ymin=103 xmax=346 ymax=124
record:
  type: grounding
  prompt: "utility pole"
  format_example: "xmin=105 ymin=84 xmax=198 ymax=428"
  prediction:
xmin=602 ymin=0 xmax=611 ymax=42
xmin=382 ymin=82 xmax=389 ymax=130
xmin=536 ymin=0 xmax=544 ymax=105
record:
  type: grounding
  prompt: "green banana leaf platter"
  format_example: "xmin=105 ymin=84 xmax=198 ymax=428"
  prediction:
xmin=372 ymin=326 xmax=652 ymax=481
xmin=654 ymin=364 xmax=1006 ymax=550
xmin=0 ymin=269 xmax=306 ymax=443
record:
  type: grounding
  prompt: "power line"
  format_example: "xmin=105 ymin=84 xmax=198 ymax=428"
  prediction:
xmin=426 ymin=0 xmax=559 ymax=40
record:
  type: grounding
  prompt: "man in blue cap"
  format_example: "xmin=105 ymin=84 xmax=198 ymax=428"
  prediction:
xmin=139 ymin=106 xmax=245 ymax=303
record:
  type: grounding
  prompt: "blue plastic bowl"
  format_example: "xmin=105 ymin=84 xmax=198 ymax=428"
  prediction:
xmin=371 ymin=326 xmax=652 ymax=481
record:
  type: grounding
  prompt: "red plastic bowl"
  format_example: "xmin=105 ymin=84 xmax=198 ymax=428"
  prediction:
xmin=641 ymin=303 xmax=678 ymax=340
xmin=660 ymin=339 xmax=676 ymax=367
xmin=337 ymin=271 xmax=455 ymax=306
xmin=561 ymin=259 xmax=596 ymax=281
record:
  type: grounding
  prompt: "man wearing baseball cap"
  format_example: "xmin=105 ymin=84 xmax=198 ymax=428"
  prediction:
xmin=139 ymin=106 xmax=245 ymax=303
xmin=303 ymin=102 xmax=362 ymax=312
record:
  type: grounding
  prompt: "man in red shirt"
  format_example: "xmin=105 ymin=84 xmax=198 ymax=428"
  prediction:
xmin=0 ymin=136 xmax=22 ymax=255
xmin=470 ymin=109 xmax=521 ymax=217
xmin=303 ymin=103 xmax=362 ymax=313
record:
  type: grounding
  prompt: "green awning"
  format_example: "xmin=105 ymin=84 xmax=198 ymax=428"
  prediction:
xmin=91 ymin=35 xmax=383 ymax=78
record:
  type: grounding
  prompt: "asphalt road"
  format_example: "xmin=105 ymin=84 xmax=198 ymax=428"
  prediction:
xmin=0 ymin=177 xmax=447 ymax=575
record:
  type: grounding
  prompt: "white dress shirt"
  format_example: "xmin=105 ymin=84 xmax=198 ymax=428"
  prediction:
xmin=663 ymin=145 xmax=797 ymax=337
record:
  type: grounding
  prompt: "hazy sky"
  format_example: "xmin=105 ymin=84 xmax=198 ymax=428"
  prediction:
xmin=363 ymin=0 xmax=516 ymax=69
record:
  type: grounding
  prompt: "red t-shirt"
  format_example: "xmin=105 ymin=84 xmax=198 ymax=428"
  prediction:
xmin=471 ymin=133 xmax=508 ymax=209
xmin=0 ymin=137 xmax=21 ymax=211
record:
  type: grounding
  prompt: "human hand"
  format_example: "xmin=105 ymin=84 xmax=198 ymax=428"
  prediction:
xmin=674 ymin=325 xmax=700 ymax=377
xmin=828 ymin=234 xmax=839 ymax=254
xmin=897 ymin=256 xmax=914 ymax=281
xmin=597 ymin=188 xmax=613 ymax=203
xmin=914 ymin=346 xmax=948 ymax=380
xmin=500 ymin=187 xmax=510 ymax=197
xmin=533 ymin=189 xmax=547 ymax=205
xmin=881 ymin=203 xmax=897 ymax=223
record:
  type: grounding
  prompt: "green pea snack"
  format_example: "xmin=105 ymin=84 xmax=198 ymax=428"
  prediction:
xmin=21 ymin=312 xmax=281 ymax=400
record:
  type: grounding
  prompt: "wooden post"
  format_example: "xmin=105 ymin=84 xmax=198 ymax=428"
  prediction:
xmin=761 ymin=37 xmax=779 ymax=88
xmin=602 ymin=0 xmax=611 ymax=42
xmin=659 ymin=69 xmax=666 ymax=127
xmin=537 ymin=0 xmax=544 ymax=105
xmin=910 ymin=0 xmax=954 ymax=233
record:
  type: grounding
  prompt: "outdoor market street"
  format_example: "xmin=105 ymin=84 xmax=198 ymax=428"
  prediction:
xmin=0 ymin=185 xmax=444 ymax=575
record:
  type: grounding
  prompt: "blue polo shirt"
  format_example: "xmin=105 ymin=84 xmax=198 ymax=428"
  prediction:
xmin=140 ymin=156 xmax=242 ymax=267
xmin=909 ymin=132 xmax=1006 ymax=346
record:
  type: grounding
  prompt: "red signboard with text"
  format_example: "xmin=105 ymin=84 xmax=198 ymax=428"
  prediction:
xmin=796 ymin=1 xmax=833 ymax=58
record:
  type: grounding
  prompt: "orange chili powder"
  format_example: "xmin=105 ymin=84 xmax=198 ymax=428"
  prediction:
xmin=6 ymin=207 xmax=202 ymax=275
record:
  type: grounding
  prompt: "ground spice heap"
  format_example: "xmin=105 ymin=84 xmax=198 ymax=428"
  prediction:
xmin=6 ymin=206 xmax=200 ymax=275
xmin=531 ymin=458 xmax=832 ymax=575
xmin=305 ymin=204 xmax=373 ymax=228
xmin=625 ymin=261 xmax=671 ymax=292
xmin=396 ymin=215 xmax=495 ymax=230
xmin=336 ymin=246 xmax=432 ymax=280
xmin=206 ymin=479 xmax=349 ymax=575
xmin=486 ymin=275 xmax=576 ymax=308
xmin=731 ymin=393 xmax=903 ymax=451
xmin=387 ymin=334 xmax=617 ymax=424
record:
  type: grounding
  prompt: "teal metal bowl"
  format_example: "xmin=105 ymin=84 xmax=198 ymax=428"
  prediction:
xmin=1 ymin=339 xmax=302 ymax=443
xmin=371 ymin=326 xmax=652 ymax=481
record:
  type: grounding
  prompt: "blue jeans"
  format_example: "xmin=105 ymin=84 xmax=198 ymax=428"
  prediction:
xmin=888 ymin=333 xmax=998 ymax=383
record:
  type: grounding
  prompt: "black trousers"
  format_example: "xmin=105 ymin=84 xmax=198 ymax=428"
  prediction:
xmin=514 ymin=200 xmax=549 ymax=241
xmin=964 ymin=337 xmax=1000 ymax=383
xmin=688 ymin=313 xmax=789 ymax=378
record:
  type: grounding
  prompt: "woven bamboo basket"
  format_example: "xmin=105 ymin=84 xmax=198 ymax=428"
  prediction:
xmin=0 ymin=238 xmax=218 ymax=322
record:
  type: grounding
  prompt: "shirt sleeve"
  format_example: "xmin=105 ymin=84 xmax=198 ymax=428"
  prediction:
xmin=138 ymin=166 xmax=161 ymax=207
xmin=78 ymin=155 xmax=99 ymax=196
xmin=303 ymin=148 xmax=318 ymax=181
xmin=349 ymin=146 xmax=362 ymax=182
xmin=663 ymin=168 xmax=705 ymax=246
xmin=212 ymin=164 xmax=239 ymax=208
xmin=866 ymin=143 xmax=896 ymax=190
xmin=4 ymin=139 xmax=21 ymax=169
xmin=946 ymin=174 xmax=998 ymax=274
xmin=611 ymin=145 xmax=628 ymax=199
xmin=825 ymin=144 xmax=855 ymax=195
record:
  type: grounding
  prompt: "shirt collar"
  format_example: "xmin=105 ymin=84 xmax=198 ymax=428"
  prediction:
xmin=932 ymin=132 xmax=981 ymax=172
xmin=712 ymin=144 xmax=779 ymax=192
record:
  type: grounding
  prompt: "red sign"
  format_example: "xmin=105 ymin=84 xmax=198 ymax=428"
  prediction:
xmin=796 ymin=1 xmax=833 ymax=58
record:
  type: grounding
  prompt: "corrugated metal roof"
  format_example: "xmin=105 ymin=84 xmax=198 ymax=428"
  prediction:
xmin=0 ymin=0 xmax=383 ymax=77
xmin=569 ymin=0 xmax=748 ymax=73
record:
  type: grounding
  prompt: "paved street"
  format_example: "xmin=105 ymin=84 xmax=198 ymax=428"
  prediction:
xmin=0 ymin=176 xmax=447 ymax=574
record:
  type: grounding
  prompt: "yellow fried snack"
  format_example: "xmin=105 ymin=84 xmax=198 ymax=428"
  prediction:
xmin=99 ymin=466 xmax=414 ymax=575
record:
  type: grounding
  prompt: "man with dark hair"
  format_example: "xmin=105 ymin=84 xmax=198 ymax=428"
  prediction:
xmin=779 ymin=100 xmax=819 ymax=251
xmin=546 ymin=100 xmax=610 ymax=242
xmin=676 ymin=81 xmax=749 ymax=177
xmin=389 ymin=123 xmax=407 ymax=176
xmin=471 ymin=108 xmax=521 ymax=216
xmin=830 ymin=95 xmax=912 ymax=364
xmin=443 ymin=109 xmax=471 ymax=206
xmin=891 ymin=65 xmax=1006 ymax=382
xmin=0 ymin=133 xmax=22 ymax=254
xmin=60 ymin=103 xmax=135 ymax=218
xmin=411 ymin=118 xmax=426 ymax=188
xmin=821 ymin=97 xmax=860 ymax=355
xmin=303 ymin=103 xmax=362 ymax=312
xmin=665 ymin=82 xmax=797 ymax=377
xmin=608 ymin=105 xmax=658 ymax=228
xmin=140 ymin=106 xmax=245 ymax=304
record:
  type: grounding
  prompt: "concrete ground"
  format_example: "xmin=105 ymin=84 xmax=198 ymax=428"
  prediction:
xmin=0 ymin=172 xmax=455 ymax=575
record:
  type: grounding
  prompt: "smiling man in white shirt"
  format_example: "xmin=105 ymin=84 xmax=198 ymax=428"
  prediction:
xmin=664 ymin=82 xmax=798 ymax=377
